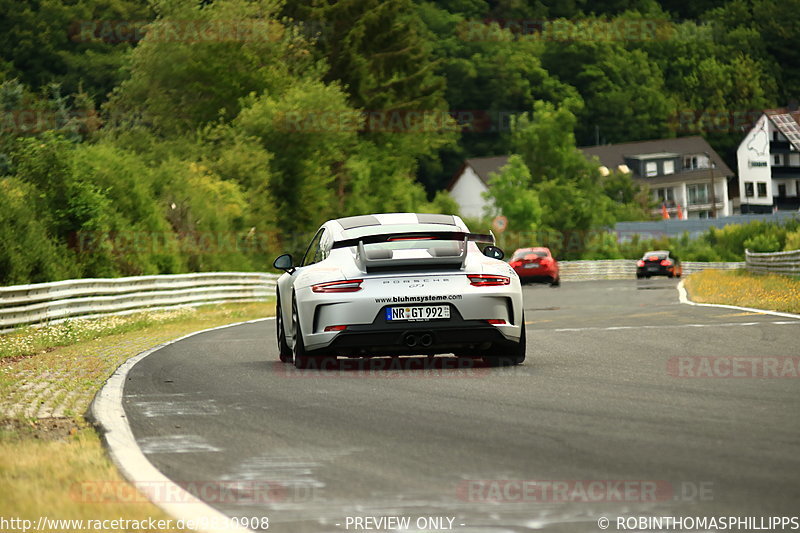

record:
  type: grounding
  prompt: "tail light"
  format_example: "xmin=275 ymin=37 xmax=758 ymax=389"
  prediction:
xmin=312 ymin=279 xmax=363 ymax=293
xmin=660 ymin=259 xmax=672 ymax=266
xmin=324 ymin=325 xmax=348 ymax=332
xmin=510 ymin=260 xmax=522 ymax=267
xmin=637 ymin=260 xmax=645 ymax=267
xmin=468 ymin=274 xmax=510 ymax=286
xmin=486 ymin=319 xmax=507 ymax=325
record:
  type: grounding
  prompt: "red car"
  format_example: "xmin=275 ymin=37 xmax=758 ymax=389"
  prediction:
xmin=509 ymin=247 xmax=560 ymax=286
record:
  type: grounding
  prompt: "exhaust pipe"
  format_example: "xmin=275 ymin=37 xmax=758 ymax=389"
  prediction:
xmin=419 ymin=333 xmax=433 ymax=347
xmin=403 ymin=334 xmax=418 ymax=347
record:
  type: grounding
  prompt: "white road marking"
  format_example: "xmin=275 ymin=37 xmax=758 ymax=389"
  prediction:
xmin=549 ymin=321 xmax=800 ymax=333
xmin=139 ymin=434 xmax=222 ymax=454
xmin=132 ymin=400 xmax=220 ymax=417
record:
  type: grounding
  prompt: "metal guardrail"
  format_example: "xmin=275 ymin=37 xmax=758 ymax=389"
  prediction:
xmin=0 ymin=272 xmax=278 ymax=332
xmin=0 ymin=260 xmax=756 ymax=331
xmin=558 ymin=260 xmax=745 ymax=281
xmin=746 ymin=249 xmax=800 ymax=276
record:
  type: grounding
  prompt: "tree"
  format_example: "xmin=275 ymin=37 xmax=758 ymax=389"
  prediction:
xmin=484 ymin=155 xmax=542 ymax=232
xmin=105 ymin=0 xmax=316 ymax=135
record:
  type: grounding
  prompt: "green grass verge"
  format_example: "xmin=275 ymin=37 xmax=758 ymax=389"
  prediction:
xmin=685 ymin=270 xmax=800 ymax=314
xmin=0 ymin=301 xmax=274 ymax=530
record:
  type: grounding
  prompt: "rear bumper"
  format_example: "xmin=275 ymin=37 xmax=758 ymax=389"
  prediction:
xmin=308 ymin=307 xmax=520 ymax=357
xmin=637 ymin=266 xmax=673 ymax=276
xmin=514 ymin=266 xmax=558 ymax=282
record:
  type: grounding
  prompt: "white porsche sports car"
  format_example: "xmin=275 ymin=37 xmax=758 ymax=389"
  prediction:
xmin=272 ymin=213 xmax=526 ymax=369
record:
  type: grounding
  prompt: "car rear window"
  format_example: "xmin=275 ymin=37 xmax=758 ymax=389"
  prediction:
xmin=643 ymin=252 xmax=668 ymax=260
xmin=513 ymin=250 xmax=547 ymax=260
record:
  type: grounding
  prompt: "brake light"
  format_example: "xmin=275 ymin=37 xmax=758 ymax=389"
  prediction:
xmin=637 ymin=260 xmax=645 ymax=267
xmin=486 ymin=319 xmax=507 ymax=325
xmin=510 ymin=260 xmax=522 ymax=267
xmin=324 ymin=325 xmax=348 ymax=332
xmin=648 ymin=255 xmax=659 ymax=261
xmin=660 ymin=259 xmax=672 ymax=266
xmin=312 ymin=279 xmax=363 ymax=293
xmin=468 ymin=274 xmax=510 ymax=286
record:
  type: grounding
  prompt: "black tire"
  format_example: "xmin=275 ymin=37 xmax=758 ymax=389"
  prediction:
xmin=636 ymin=274 xmax=644 ymax=279
xmin=550 ymin=277 xmax=560 ymax=287
xmin=276 ymin=294 xmax=292 ymax=363
xmin=484 ymin=314 xmax=526 ymax=366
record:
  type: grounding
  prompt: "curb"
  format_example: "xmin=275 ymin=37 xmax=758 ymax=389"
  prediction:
xmin=677 ymin=280 xmax=800 ymax=320
xmin=89 ymin=317 xmax=275 ymax=533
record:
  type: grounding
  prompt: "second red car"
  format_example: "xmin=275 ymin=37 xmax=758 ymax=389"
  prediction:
xmin=509 ymin=247 xmax=560 ymax=286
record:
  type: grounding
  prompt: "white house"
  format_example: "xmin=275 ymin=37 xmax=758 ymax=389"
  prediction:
xmin=736 ymin=108 xmax=800 ymax=214
xmin=446 ymin=156 xmax=509 ymax=219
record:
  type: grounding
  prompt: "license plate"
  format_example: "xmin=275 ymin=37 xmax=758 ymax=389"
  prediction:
xmin=524 ymin=263 xmax=540 ymax=269
xmin=647 ymin=266 xmax=659 ymax=271
xmin=386 ymin=305 xmax=450 ymax=321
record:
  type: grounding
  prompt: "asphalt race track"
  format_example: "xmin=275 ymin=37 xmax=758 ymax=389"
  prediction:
xmin=122 ymin=279 xmax=800 ymax=532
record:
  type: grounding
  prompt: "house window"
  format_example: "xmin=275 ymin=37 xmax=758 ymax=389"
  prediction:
xmin=683 ymin=156 xmax=698 ymax=169
xmin=757 ymin=183 xmax=768 ymax=197
xmin=745 ymin=182 xmax=754 ymax=197
xmin=774 ymin=154 xmax=783 ymax=166
xmin=687 ymin=183 xmax=709 ymax=205
xmin=663 ymin=160 xmax=674 ymax=175
xmin=655 ymin=187 xmax=675 ymax=205
xmin=645 ymin=162 xmax=657 ymax=177
xmin=790 ymin=153 xmax=800 ymax=167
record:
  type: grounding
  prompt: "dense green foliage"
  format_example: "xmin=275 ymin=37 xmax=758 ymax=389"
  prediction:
xmin=0 ymin=0 xmax=796 ymax=283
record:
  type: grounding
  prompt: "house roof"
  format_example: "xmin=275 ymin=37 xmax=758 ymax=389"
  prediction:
xmin=580 ymin=136 xmax=733 ymax=178
xmin=446 ymin=155 xmax=510 ymax=190
xmin=465 ymin=156 xmax=511 ymax=185
xmin=764 ymin=108 xmax=800 ymax=151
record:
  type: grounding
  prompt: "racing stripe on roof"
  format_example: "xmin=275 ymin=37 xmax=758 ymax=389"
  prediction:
xmin=336 ymin=215 xmax=382 ymax=230
xmin=416 ymin=214 xmax=456 ymax=225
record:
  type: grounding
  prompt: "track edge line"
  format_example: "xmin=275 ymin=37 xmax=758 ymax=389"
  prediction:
xmin=89 ymin=316 xmax=276 ymax=533
xmin=677 ymin=279 xmax=800 ymax=320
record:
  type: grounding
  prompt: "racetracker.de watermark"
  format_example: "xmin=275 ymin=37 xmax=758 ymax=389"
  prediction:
xmin=69 ymin=19 xmax=284 ymax=43
xmin=667 ymin=356 xmax=800 ymax=378
xmin=456 ymin=18 xmax=674 ymax=42
xmin=275 ymin=357 xmax=492 ymax=378
xmin=275 ymin=109 xmax=518 ymax=134
xmin=71 ymin=480 xmax=322 ymax=504
xmin=668 ymin=109 xmax=764 ymax=134
xmin=457 ymin=480 xmax=713 ymax=503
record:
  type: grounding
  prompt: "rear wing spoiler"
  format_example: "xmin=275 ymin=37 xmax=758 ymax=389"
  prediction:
xmin=332 ymin=231 xmax=496 ymax=273
xmin=332 ymin=231 xmax=495 ymax=250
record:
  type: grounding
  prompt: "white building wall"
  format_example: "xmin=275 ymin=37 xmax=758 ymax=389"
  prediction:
xmin=737 ymin=114 xmax=773 ymax=207
xmin=449 ymin=166 xmax=491 ymax=219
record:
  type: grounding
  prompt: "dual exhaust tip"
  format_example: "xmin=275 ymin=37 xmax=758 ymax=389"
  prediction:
xmin=403 ymin=332 xmax=433 ymax=348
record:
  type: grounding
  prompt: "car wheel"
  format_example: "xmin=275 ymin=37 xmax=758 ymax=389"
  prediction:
xmin=484 ymin=315 xmax=526 ymax=367
xmin=276 ymin=294 xmax=292 ymax=363
xmin=550 ymin=277 xmax=560 ymax=287
xmin=668 ymin=272 xmax=674 ymax=278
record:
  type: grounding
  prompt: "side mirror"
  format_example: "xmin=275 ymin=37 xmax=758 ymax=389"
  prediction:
xmin=273 ymin=253 xmax=295 ymax=272
xmin=483 ymin=245 xmax=504 ymax=260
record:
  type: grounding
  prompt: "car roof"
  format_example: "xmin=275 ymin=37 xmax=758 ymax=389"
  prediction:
xmin=329 ymin=213 xmax=467 ymax=241
xmin=514 ymin=247 xmax=550 ymax=253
